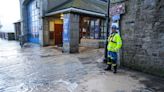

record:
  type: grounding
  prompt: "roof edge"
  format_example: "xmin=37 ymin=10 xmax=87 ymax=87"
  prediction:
xmin=45 ymin=7 xmax=106 ymax=17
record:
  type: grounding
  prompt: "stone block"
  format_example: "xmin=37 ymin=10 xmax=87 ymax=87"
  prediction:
xmin=70 ymin=14 xmax=79 ymax=23
xmin=80 ymin=39 xmax=100 ymax=48
xmin=143 ymin=0 xmax=156 ymax=10
xmin=63 ymin=42 xmax=70 ymax=53
xmin=159 ymin=51 xmax=164 ymax=57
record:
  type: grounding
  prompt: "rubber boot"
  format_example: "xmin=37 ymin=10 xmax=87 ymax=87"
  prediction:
xmin=104 ymin=64 xmax=112 ymax=71
xmin=113 ymin=65 xmax=117 ymax=73
xmin=103 ymin=58 xmax=107 ymax=64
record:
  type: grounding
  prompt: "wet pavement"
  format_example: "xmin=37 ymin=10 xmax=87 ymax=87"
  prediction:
xmin=0 ymin=39 xmax=164 ymax=92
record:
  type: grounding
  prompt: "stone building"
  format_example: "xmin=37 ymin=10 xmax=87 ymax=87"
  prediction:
xmin=19 ymin=0 xmax=107 ymax=53
xmin=19 ymin=0 xmax=164 ymax=77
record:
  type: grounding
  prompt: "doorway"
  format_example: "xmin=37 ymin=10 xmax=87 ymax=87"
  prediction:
xmin=54 ymin=24 xmax=63 ymax=46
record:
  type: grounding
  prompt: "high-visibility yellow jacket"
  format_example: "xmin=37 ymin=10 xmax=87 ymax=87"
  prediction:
xmin=107 ymin=32 xmax=122 ymax=52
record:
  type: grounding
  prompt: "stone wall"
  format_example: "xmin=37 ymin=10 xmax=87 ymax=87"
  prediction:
xmin=120 ymin=0 xmax=164 ymax=77
xmin=80 ymin=39 xmax=104 ymax=48
xmin=63 ymin=13 xmax=80 ymax=53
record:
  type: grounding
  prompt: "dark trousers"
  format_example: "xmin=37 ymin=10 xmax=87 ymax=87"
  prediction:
xmin=107 ymin=51 xmax=117 ymax=72
xmin=107 ymin=51 xmax=117 ymax=66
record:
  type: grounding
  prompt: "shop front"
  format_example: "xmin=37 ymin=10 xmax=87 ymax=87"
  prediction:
xmin=46 ymin=13 xmax=106 ymax=52
xmin=79 ymin=16 xmax=106 ymax=48
xmin=45 ymin=0 xmax=107 ymax=53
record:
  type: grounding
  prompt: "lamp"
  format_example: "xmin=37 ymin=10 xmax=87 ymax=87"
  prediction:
xmin=60 ymin=14 xmax=64 ymax=19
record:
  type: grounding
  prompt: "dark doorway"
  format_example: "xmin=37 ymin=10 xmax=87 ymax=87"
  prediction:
xmin=54 ymin=24 xmax=63 ymax=46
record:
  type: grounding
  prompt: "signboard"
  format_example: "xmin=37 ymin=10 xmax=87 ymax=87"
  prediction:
xmin=112 ymin=14 xmax=120 ymax=21
xmin=63 ymin=16 xmax=70 ymax=42
xmin=110 ymin=3 xmax=125 ymax=16
xmin=111 ymin=0 xmax=124 ymax=4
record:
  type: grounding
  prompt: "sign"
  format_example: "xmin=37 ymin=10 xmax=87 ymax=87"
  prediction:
xmin=63 ymin=16 xmax=70 ymax=42
xmin=112 ymin=14 xmax=120 ymax=21
xmin=110 ymin=3 xmax=125 ymax=16
xmin=111 ymin=0 xmax=124 ymax=4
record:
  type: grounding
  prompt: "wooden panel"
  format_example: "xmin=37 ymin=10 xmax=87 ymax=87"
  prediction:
xmin=54 ymin=24 xmax=63 ymax=45
xmin=49 ymin=21 xmax=55 ymax=32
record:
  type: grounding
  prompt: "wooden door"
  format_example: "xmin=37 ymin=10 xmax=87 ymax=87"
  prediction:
xmin=54 ymin=24 xmax=63 ymax=45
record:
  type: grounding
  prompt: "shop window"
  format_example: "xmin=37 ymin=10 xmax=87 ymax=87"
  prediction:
xmin=100 ymin=20 xmax=106 ymax=39
xmin=80 ymin=16 xmax=106 ymax=40
xmin=90 ymin=20 xmax=94 ymax=39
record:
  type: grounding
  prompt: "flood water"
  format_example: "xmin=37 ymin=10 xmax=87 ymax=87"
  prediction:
xmin=0 ymin=39 xmax=164 ymax=92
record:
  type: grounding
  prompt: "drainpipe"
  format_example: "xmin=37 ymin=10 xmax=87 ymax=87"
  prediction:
xmin=104 ymin=0 xmax=110 ymax=63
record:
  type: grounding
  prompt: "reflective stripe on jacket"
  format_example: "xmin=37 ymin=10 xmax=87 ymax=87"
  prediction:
xmin=107 ymin=33 xmax=122 ymax=52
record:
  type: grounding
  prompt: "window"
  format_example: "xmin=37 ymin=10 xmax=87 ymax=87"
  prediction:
xmin=90 ymin=20 xmax=95 ymax=39
xmin=100 ymin=20 xmax=106 ymax=39
xmin=80 ymin=16 xmax=106 ymax=40
xmin=28 ymin=0 xmax=40 ymax=38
